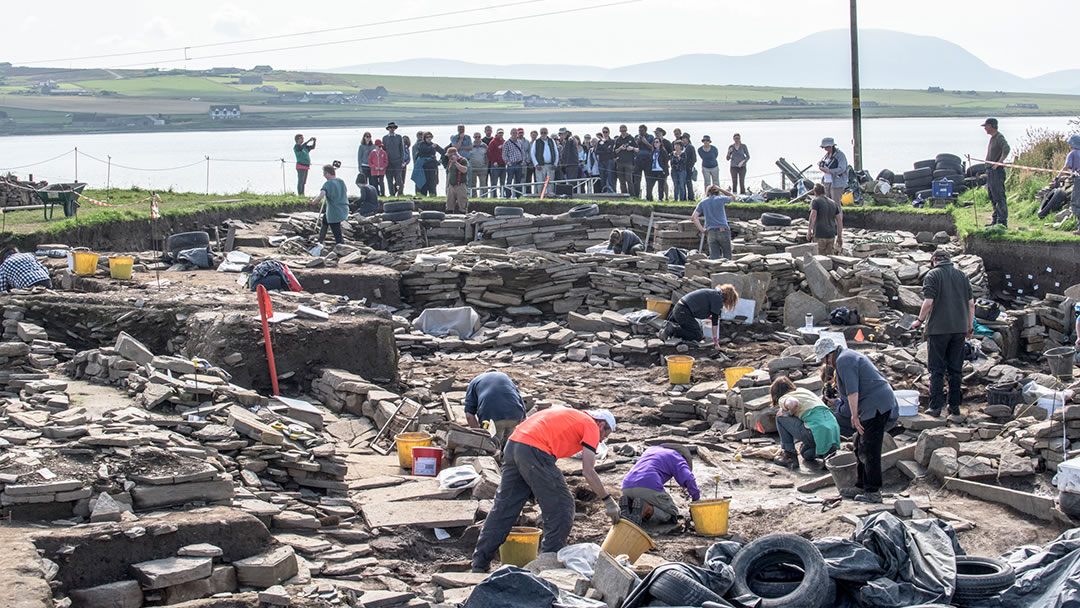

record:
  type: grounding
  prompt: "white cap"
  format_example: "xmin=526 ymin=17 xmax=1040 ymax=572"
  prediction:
xmin=587 ymin=409 xmax=615 ymax=432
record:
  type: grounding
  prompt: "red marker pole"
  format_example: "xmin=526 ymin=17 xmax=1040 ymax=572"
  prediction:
xmin=256 ymin=285 xmax=280 ymax=396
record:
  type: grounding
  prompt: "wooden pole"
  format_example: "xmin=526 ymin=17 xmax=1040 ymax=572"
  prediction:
xmin=850 ymin=0 xmax=863 ymax=172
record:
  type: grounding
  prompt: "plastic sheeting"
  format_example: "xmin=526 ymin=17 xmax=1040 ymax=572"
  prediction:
xmin=851 ymin=512 xmax=957 ymax=607
xmin=622 ymin=561 xmax=736 ymax=608
xmin=411 ymin=306 xmax=480 ymax=339
xmin=462 ymin=566 xmax=559 ymax=608
xmin=996 ymin=528 xmax=1080 ymax=608
xmin=557 ymin=543 xmax=602 ymax=579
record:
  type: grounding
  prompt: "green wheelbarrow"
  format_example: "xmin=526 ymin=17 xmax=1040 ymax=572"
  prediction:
xmin=35 ymin=182 xmax=87 ymax=220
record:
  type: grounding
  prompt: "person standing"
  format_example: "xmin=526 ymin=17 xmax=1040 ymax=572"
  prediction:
xmin=644 ymin=137 xmax=668 ymax=201
xmin=531 ymin=128 xmax=559 ymax=186
xmin=382 ymin=122 xmax=405 ymax=196
xmin=503 ymin=128 xmax=529 ymax=198
xmin=697 ymin=135 xmax=720 ymax=190
xmin=681 ymin=133 xmax=697 ymax=200
xmin=468 ymin=131 xmax=490 ymax=196
xmin=911 ymin=250 xmax=974 ymax=418
xmin=413 ymin=132 xmax=444 ymax=197
xmin=356 ymin=132 xmax=375 ymax=185
xmin=807 ymin=184 xmax=843 ymax=255
xmin=1057 ymin=134 xmax=1080 ymax=235
xmin=619 ymin=444 xmax=700 ymax=525
xmin=818 ymin=137 xmax=849 ymax=205
xmin=481 ymin=125 xmax=494 ymax=145
xmin=524 ymin=130 xmax=539 ymax=194
xmin=292 ymin=134 xmax=316 ymax=196
xmin=691 ymin=184 xmax=735 ymax=260
xmin=449 ymin=124 xmax=473 ymax=158
xmin=632 ymin=125 xmax=654 ymax=198
xmin=464 ymin=371 xmax=527 ymax=446
xmin=367 ymin=139 xmax=388 ymax=196
xmin=614 ymin=125 xmax=636 ymax=195
xmin=670 ymin=141 xmax=687 ymax=201
xmin=0 ymin=247 xmax=52 ymax=290
xmin=471 ymin=408 xmax=619 ymax=573
xmin=660 ymin=284 xmax=740 ymax=345
xmin=815 ymin=337 xmax=895 ymax=504
xmin=444 ymin=146 xmax=470 ymax=213
xmin=726 ymin=133 xmax=749 ymax=194
xmin=310 ymin=163 xmax=349 ymax=245
xmin=487 ymin=128 xmax=506 ymax=198
xmin=401 ymin=135 xmax=412 ymax=195
xmin=769 ymin=377 xmax=841 ymax=470
xmin=596 ymin=127 xmax=616 ymax=193
xmin=558 ymin=128 xmax=579 ymax=182
xmin=982 ymin=118 xmax=1011 ymax=228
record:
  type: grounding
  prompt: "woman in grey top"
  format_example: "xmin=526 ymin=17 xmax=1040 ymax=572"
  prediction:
xmin=356 ymin=132 xmax=375 ymax=184
xmin=726 ymin=133 xmax=749 ymax=194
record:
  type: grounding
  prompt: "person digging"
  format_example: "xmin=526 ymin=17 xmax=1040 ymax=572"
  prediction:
xmin=619 ymin=443 xmax=700 ymax=526
xmin=471 ymin=407 xmax=619 ymax=573
xmin=660 ymin=284 xmax=739 ymax=347
xmin=769 ymin=376 xmax=841 ymax=471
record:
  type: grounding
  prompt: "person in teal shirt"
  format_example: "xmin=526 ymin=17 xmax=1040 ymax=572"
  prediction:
xmin=309 ymin=162 xmax=349 ymax=244
xmin=293 ymin=133 xmax=316 ymax=195
xmin=769 ymin=376 xmax=841 ymax=471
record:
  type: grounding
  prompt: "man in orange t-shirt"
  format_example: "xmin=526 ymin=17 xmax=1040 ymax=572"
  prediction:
xmin=471 ymin=407 xmax=618 ymax=573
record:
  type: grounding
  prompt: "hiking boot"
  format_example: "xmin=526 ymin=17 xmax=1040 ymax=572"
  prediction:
xmin=804 ymin=457 xmax=825 ymax=472
xmin=854 ymin=491 xmax=883 ymax=504
xmin=927 ymin=408 xmax=942 ymax=417
xmin=619 ymin=495 xmax=633 ymax=521
xmin=619 ymin=496 xmax=644 ymax=525
xmin=839 ymin=487 xmax=860 ymax=499
xmin=774 ymin=450 xmax=799 ymax=470
xmin=471 ymin=564 xmax=489 ymax=574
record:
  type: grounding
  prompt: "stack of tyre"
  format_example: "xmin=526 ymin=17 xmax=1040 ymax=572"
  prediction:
xmin=896 ymin=154 xmax=968 ymax=200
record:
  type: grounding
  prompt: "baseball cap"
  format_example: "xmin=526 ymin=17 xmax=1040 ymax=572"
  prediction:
xmin=981 ymin=118 xmax=998 ymax=128
xmin=374 ymin=139 xmax=383 ymax=146
xmin=587 ymin=409 xmax=616 ymax=432
xmin=814 ymin=337 xmax=841 ymax=362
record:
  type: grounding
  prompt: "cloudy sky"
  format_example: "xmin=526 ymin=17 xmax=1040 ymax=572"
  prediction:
xmin=9 ymin=0 xmax=1075 ymax=78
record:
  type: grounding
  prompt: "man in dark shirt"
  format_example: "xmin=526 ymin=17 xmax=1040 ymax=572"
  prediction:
xmin=382 ymin=122 xmax=405 ymax=196
xmin=614 ymin=125 xmax=637 ymax=195
xmin=911 ymin=250 xmax=974 ymax=417
xmin=608 ymin=229 xmax=643 ymax=254
xmin=596 ymin=127 xmax=616 ymax=193
xmin=464 ymin=371 xmax=527 ymax=446
xmin=982 ymin=118 xmax=1011 ymax=227
xmin=632 ymin=125 xmax=654 ymax=198
xmin=681 ymin=134 xmax=697 ymax=200
xmin=660 ymin=285 xmax=739 ymax=346
xmin=353 ymin=173 xmax=380 ymax=216
xmin=807 ymin=184 xmax=843 ymax=255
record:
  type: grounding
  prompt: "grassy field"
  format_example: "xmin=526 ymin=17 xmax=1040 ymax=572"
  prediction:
xmin=1 ymin=65 xmax=1079 ymax=136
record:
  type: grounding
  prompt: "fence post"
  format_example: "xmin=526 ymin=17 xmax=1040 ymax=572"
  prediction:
xmin=205 ymin=156 xmax=210 ymax=195
xmin=74 ymin=147 xmax=78 ymax=182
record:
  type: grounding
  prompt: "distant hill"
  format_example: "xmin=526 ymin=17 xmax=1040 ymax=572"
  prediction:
xmin=333 ymin=29 xmax=1078 ymax=95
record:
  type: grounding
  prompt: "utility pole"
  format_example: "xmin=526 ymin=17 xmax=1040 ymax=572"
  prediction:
xmin=850 ymin=0 xmax=863 ymax=171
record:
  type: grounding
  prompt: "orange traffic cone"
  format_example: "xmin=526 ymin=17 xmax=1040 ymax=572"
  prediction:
xmin=854 ymin=329 xmax=865 ymax=342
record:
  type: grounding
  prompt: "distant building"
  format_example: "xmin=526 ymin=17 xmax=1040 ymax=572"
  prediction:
xmin=927 ymin=86 xmax=944 ymax=93
xmin=1007 ymin=103 xmax=1039 ymax=110
xmin=779 ymin=96 xmax=808 ymax=106
xmin=238 ymin=75 xmax=263 ymax=85
xmin=493 ymin=89 xmax=524 ymax=101
xmin=71 ymin=113 xmax=107 ymax=127
xmin=252 ymin=65 xmax=273 ymax=73
xmin=252 ymin=85 xmax=279 ymax=93
xmin=209 ymin=105 xmax=241 ymax=120
xmin=208 ymin=67 xmax=239 ymax=75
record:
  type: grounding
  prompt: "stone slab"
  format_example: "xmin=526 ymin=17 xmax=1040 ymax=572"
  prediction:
xmin=69 ymin=580 xmax=143 ymax=608
xmin=129 ymin=556 xmax=212 ymax=590
xmin=233 ymin=545 xmax=299 ymax=588
xmin=944 ymin=477 xmax=1056 ymax=521
xmin=361 ymin=500 xmax=479 ymax=529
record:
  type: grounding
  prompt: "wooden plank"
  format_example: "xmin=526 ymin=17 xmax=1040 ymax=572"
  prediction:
xmin=361 ymin=499 xmax=479 ymax=529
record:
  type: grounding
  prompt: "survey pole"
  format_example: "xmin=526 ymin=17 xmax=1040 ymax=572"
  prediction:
xmin=850 ymin=0 xmax=863 ymax=171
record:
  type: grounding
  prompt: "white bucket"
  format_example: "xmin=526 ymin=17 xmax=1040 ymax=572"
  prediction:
xmin=894 ymin=390 xmax=919 ymax=417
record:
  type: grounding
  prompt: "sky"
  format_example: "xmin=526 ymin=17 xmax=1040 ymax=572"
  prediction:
xmin=7 ymin=0 xmax=1076 ymax=78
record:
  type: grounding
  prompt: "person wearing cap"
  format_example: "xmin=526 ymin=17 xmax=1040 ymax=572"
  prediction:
xmin=471 ymin=407 xmax=619 ymax=573
xmin=660 ymin=283 xmax=740 ymax=345
xmin=726 ymin=133 xmax=749 ymax=195
xmin=619 ymin=444 xmax=700 ymax=525
xmin=818 ymin=137 xmax=849 ymax=205
xmin=769 ymin=376 xmax=841 ymax=470
xmin=468 ymin=131 xmax=489 ymax=196
xmin=697 ymin=135 xmax=720 ymax=190
xmin=1056 ymin=134 xmax=1080 ymax=234
xmin=692 ymin=184 xmax=736 ymax=260
xmin=503 ymin=128 xmax=529 ymax=197
xmin=487 ymin=128 xmax=506 ymax=197
xmin=383 ymin=122 xmax=406 ymax=196
xmin=463 ymin=371 xmax=527 ymax=446
xmin=292 ymin=134 xmax=316 ymax=196
xmin=608 ymin=228 xmax=643 ymax=255
xmin=911 ymin=250 xmax=974 ymax=417
xmin=814 ymin=337 xmax=896 ymax=503
xmin=982 ymin=118 xmax=1011 ymax=227
xmin=654 ymin=127 xmax=672 ymax=154
xmin=443 ymin=146 xmax=469 ymax=213
xmin=367 ymin=139 xmax=388 ymax=196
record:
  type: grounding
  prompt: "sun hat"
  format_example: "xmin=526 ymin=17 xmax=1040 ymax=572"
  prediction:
xmin=814 ymin=337 xmax=841 ymax=362
xmin=702 ymin=135 xmax=712 ymax=142
xmin=820 ymin=137 xmax=835 ymax=148
xmin=1069 ymin=134 xmax=1080 ymax=150
xmin=386 ymin=121 xmax=398 ymax=129
xmin=587 ymin=409 xmax=616 ymax=432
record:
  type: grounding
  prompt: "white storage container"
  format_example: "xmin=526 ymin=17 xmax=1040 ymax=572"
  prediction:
xmin=894 ymin=390 xmax=919 ymax=417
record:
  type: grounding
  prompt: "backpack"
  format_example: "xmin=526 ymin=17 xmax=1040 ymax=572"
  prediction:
xmin=974 ymin=298 xmax=1000 ymax=322
xmin=830 ymin=307 xmax=860 ymax=326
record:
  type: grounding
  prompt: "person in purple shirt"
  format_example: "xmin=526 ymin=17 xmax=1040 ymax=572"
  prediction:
xmin=619 ymin=444 xmax=700 ymax=525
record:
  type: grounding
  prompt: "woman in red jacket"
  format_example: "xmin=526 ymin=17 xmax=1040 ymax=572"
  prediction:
xmin=367 ymin=140 xmax=389 ymax=196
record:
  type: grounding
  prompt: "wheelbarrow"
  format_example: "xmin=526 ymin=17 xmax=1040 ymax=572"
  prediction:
xmin=35 ymin=182 xmax=86 ymax=220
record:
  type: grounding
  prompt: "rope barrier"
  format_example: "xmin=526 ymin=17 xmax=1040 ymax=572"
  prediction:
xmin=75 ymin=191 xmax=157 ymax=208
xmin=972 ymin=156 xmax=1078 ymax=177
xmin=75 ymin=150 xmax=206 ymax=172
xmin=0 ymin=149 xmax=74 ymax=171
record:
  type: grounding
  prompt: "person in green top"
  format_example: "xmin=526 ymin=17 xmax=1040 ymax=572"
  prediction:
xmin=293 ymin=134 xmax=316 ymax=195
xmin=309 ymin=162 xmax=349 ymax=245
xmin=769 ymin=376 xmax=841 ymax=470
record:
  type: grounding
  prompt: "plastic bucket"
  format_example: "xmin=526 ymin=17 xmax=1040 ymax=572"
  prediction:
xmin=1045 ymin=347 xmax=1076 ymax=380
xmin=690 ymin=498 xmax=731 ymax=537
xmin=601 ymin=520 xmax=656 ymax=563
xmin=646 ymin=298 xmax=672 ymax=320
xmin=499 ymin=526 xmax=542 ymax=567
xmin=394 ymin=432 xmax=433 ymax=469
xmin=724 ymin=366 xmax=754 ymax=389
xmin=665 ymin=355 xmax=695 ymax=384
xmin=825 ymin=451 xmax=858 ymax=491
xmin=108 ymin=256 xmax=134 ymax=280
xmin=72 ymin=251 xmax=98 ymax=276
xmin=894 ymin=390 xmax=919 ymax=417
xmin=411 ymin=446 xmax=443 ymax=477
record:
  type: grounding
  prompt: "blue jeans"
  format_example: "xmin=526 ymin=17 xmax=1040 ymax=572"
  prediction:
xmin=599 ymin=159 xmax=616 ymax=193
xmin=489 ymin=166 xmax=506 ymax=198
xmin=505 ymin=165 xmax=524 ymax=197
xmin=672 ymin=170 xmax=686 ymax=201
xmin=777 ymin=414 xmax=816 ymax=460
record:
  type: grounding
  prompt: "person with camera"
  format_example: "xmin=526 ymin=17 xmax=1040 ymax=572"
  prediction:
xmin=631 ymin=124 xmax=654 ymax=198
xmin=292 ymin=134 xmax=316 ymax=196
xmin=644 ymin=137 xmax=669 ymax=201
xmin=911 ymin=250 xmax=974 ymax=418
xmin=726 ymin=133 xmax=749 ymax=194
xmin=614 ymin=125 xmax=636 ymax=195
xmin=443 ymin=146 xmax=470 ymax=213
xmin=818 ymin=137 xmax=849 ymax=205
xmin=595 ymin=128 xmax=616 ymax=193
xmin=413 ymin=132 xmax=444 ymax=196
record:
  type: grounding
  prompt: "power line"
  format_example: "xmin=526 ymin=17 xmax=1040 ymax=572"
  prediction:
xmin=17 ymin=0 xmax=544 ymax=65
xmin=110 ymin=0 xmax=645 ymax=69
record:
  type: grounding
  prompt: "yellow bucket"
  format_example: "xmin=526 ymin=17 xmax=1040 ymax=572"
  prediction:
xmin=72 ymin=251 xmax=99 ymax=276
xmin=646 ymin=298 xmax=672 ymax=320
xmin=108 ymin=256 xmax=134 ymax=280
xmin=724 ymin=366 xmax=754 ymax=389
xmin=499 ymin=526 xmax=542 ymax=567
xmin=665 ymin=355 xmax=695 ymax=384
xmin=601 ymin=519 xmax=656 ymax=563
xmin=690 ymin=498 xmax=731 ymax=536
xmin=394 ymin=431 xmax=433 ymax=469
